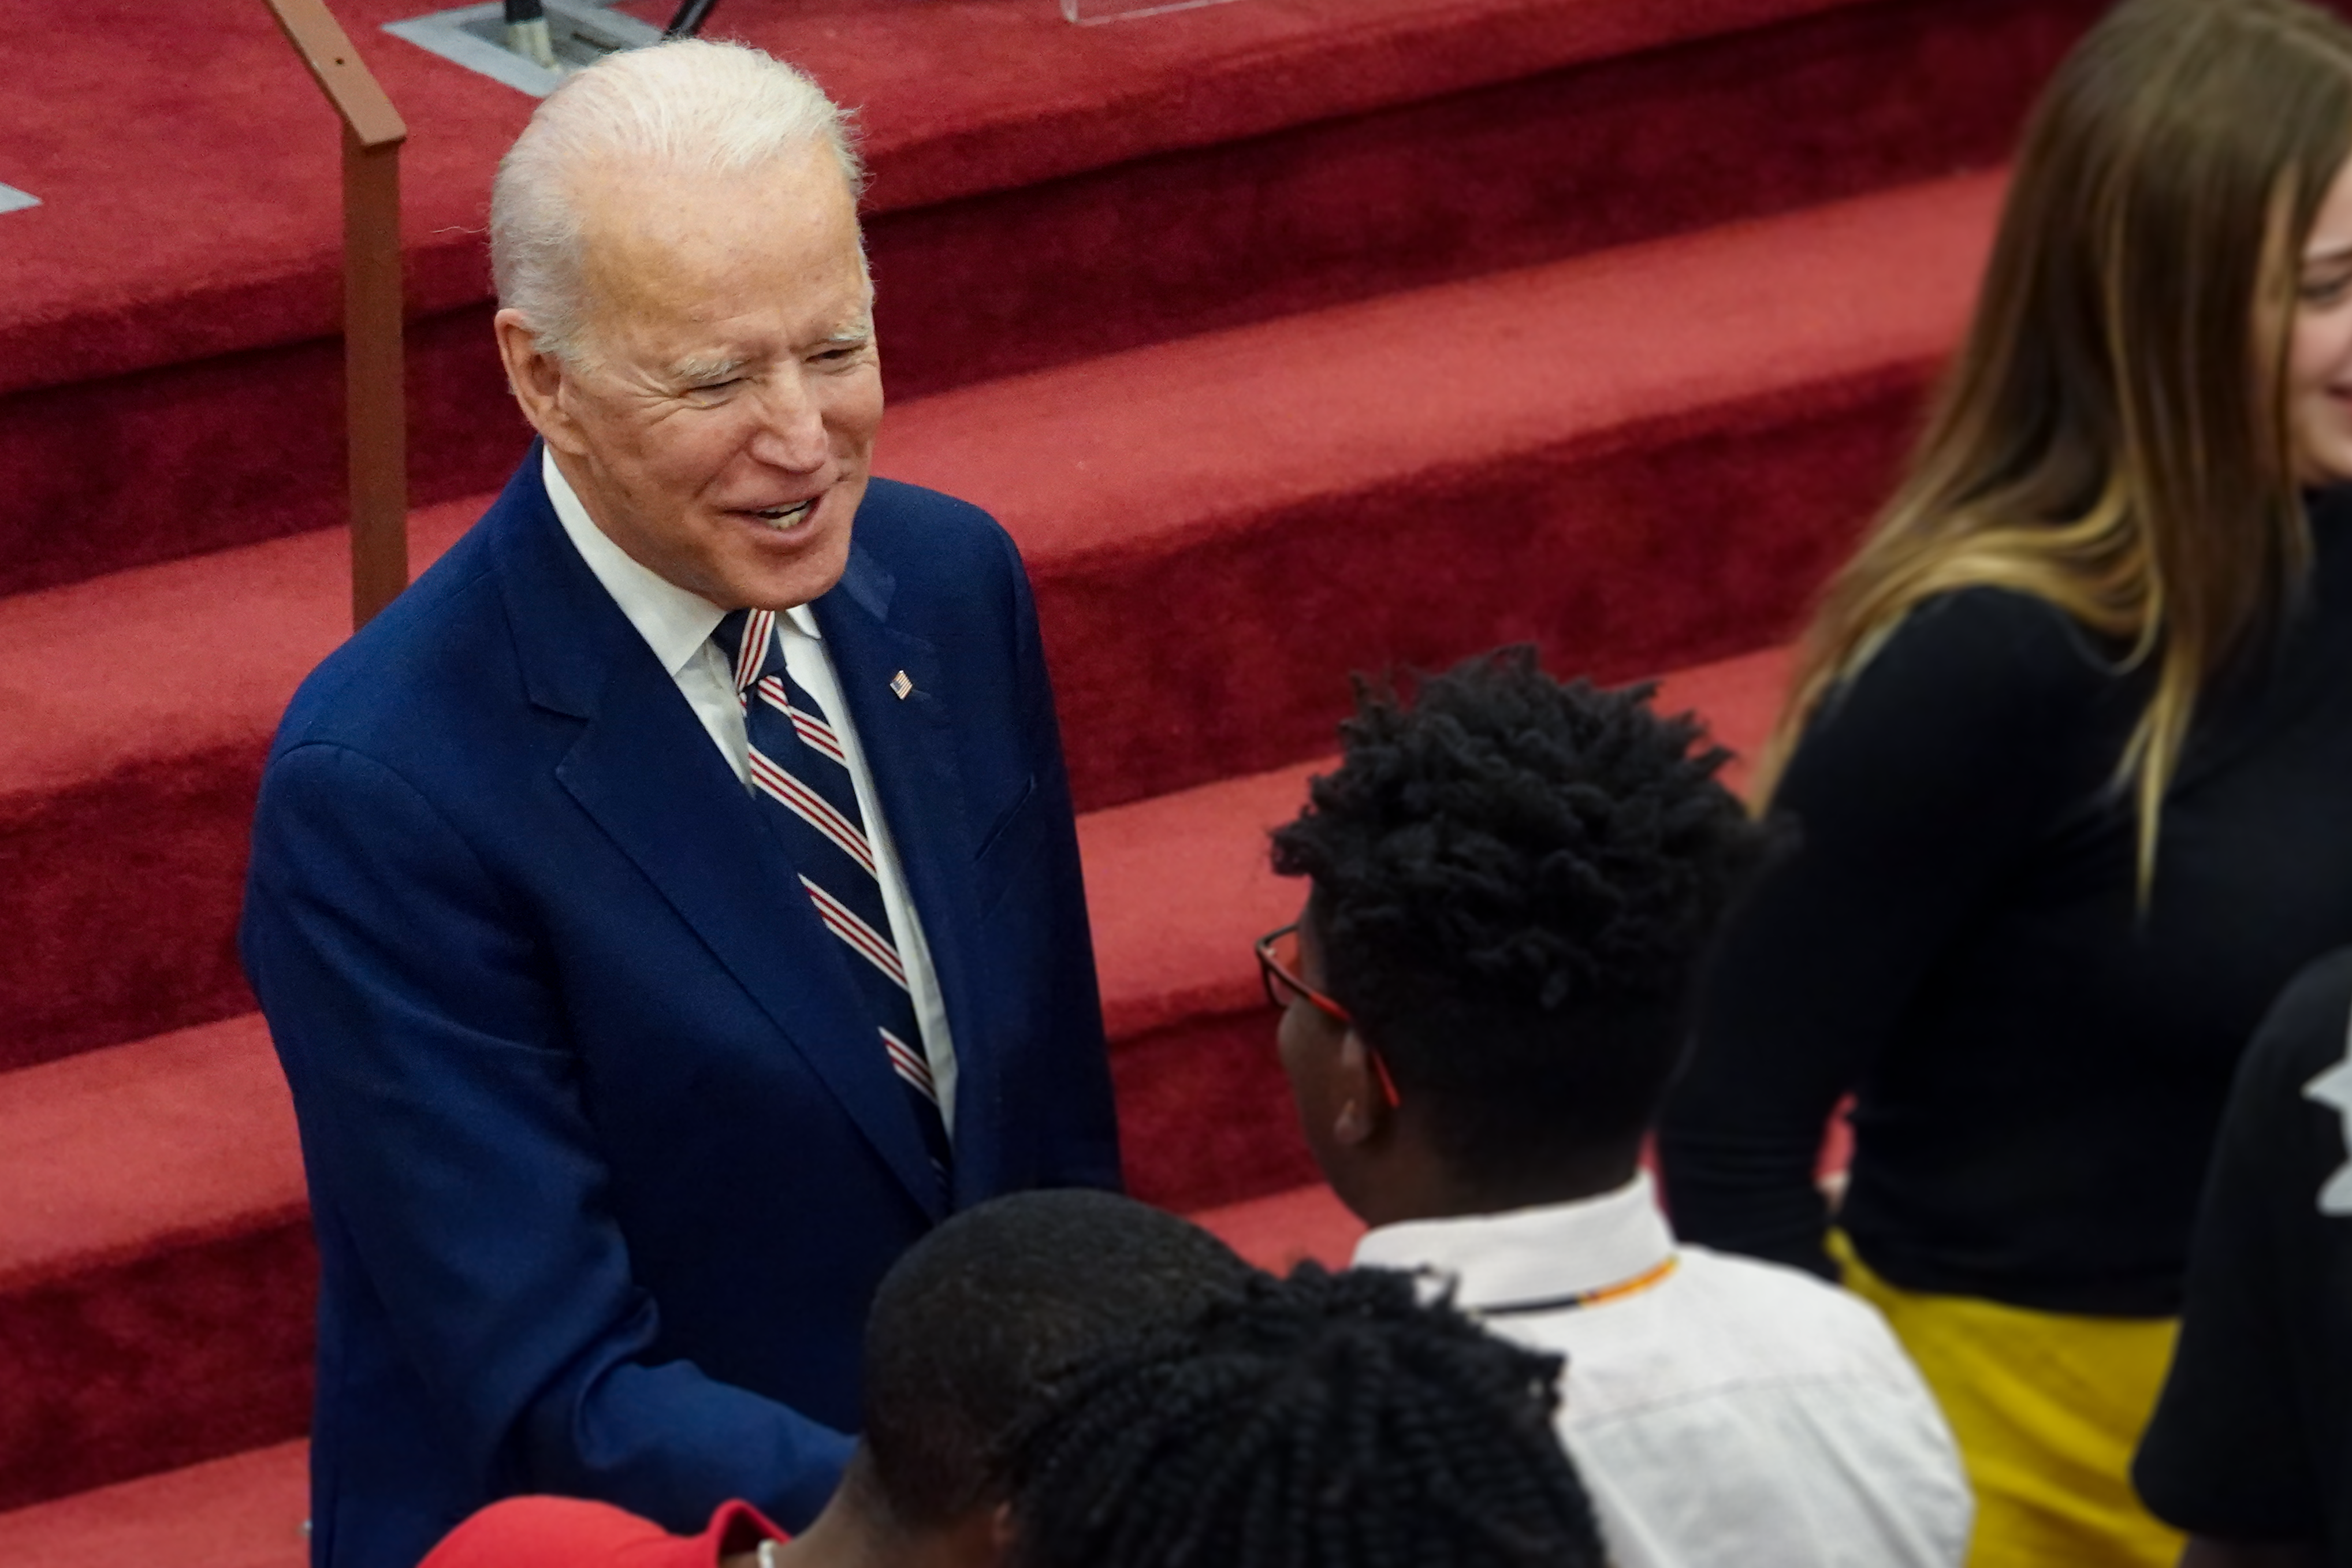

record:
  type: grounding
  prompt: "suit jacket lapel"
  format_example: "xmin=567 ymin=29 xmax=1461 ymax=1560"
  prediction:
xmin=491 ymin=456 xmax=947 ymax=1219
xmin=815 ymin=550 xmax=1006 ymax=1205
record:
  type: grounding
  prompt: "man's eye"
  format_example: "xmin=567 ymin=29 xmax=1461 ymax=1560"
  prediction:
xmin=2301 ymin=275 xmax=2352 ymax=307
xmin=692 ymin=378 xmax=744 ymax=395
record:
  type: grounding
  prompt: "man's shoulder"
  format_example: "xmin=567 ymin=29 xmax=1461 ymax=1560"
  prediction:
xmin=861 ymin=474 xmax=998 ymax=526
xmin=271 ymin=508 xmax=517 ymax=763
xmin=839 ymin=478 xmax=1039 ymax=668
xmin=853 ymin=476 xmax=1018 ymax=580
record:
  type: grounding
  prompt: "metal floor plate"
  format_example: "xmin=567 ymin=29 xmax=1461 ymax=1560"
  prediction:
xmin=382 ymin=0 xmax=661 ymax=96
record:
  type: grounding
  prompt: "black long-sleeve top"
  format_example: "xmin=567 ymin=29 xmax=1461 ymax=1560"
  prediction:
xmin=1659 ymin=490 xmax=2352 ymax=1316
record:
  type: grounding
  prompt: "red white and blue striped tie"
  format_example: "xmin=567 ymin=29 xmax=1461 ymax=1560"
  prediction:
xmin=714 ymin=608 xmax=951 ymax=1186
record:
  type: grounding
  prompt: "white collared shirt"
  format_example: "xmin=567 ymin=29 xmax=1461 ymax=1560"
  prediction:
xmin=1354 ymin=1172 xmax=1971 ymax=1567
xmin=543 ymin=448 xmax=957 ymax=1131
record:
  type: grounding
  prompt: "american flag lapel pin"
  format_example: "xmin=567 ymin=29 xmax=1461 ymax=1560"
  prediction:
xmin=890 ymin=670 xmax=914 ymax=700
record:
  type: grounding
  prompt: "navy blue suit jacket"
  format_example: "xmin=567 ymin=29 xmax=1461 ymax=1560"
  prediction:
xmin=241 ymin=456 xmax=1120 ymax=1568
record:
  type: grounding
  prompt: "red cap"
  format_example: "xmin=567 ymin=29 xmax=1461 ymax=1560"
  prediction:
xmin=420 ymin=1495 xmax=787 ymax=1568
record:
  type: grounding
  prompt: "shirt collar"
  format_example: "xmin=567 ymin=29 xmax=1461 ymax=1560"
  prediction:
xmin=1350 ymin=1171 xmax=1676 ymax=1310
xmin=542 ymin=447 xmax=821 ymax=674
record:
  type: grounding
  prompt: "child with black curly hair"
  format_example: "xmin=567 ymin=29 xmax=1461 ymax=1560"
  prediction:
xmin=1257 ymin=646 xmax=1971 ymax=1568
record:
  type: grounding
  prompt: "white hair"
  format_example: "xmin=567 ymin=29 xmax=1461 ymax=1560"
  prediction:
xmin=490 ymin=38 xmax=865 ymax=365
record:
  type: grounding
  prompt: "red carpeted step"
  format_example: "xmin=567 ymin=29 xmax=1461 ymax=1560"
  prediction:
xmin=0 ymin=1440 xmax=310 ymax=1568
xmin=0 ymin=174 xmax=1982 ymax=1072
xmin=0 ymin=646 xmax=1784 ymax=1507
xmin=886 ymin=172 xmax=1992 ymax=811
xmin=1192 ymin=1182 xmax=1367 ymax=1275
xmin=0 ymin=1016 xmax=312 ymax=1513
xmin=0 ymin=0 xmax=2098 ymax=595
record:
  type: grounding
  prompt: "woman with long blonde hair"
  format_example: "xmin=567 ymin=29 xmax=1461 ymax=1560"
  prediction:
xmin=1658 ymin=1 xmax=2352 ymax=1562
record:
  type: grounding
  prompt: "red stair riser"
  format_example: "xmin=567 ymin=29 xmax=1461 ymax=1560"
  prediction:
xmin=1113 ymin=1009 xmax=1324 ymax=1215
xmin=0 ymin=0 xmax=2095 ymax=599
xmin=0 ymin=314 xmax=519 ymax=602
xmin=1042 ymin=373 xmax=1914 ymax=810
xmin=0 ymin=1223 xmax=316 ymax=1514
xmin=0 ymin=747 xmax=265 ymax=1075
xmin=846 ymin=0 xmax=2090 ymax=413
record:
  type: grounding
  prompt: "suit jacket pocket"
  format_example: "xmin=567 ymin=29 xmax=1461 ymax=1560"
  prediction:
xmin=974 ymin=774 xmax=1043 ymax=913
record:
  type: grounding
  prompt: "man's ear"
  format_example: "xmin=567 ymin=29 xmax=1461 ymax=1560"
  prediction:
xmin=492 ymin=307 xmax=588 ymax=457
xmin=1332 ymin=1029 xmax=1389 ymax=1146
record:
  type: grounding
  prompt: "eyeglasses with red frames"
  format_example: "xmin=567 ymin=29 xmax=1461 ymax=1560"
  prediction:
xmin=1255 ymin=922 xmax=1401 ymax=1108
xmin=1255 ymin=922 xmax=1352 ymax=1025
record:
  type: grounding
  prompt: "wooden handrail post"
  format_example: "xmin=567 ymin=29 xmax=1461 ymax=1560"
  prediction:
xmin=264 ymin=0 xmax=410 ymax=631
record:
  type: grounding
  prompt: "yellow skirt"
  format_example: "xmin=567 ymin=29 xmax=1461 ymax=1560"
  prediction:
xmin=1834 ymin=1235 xmax=2184 ymax=1568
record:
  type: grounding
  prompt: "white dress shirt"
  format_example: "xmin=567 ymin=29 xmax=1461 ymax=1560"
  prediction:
xmin=1354 ymin=1172 xmax=1971 ymax=1567
xmin=543 ymin=449 xmax=958 ymax=1130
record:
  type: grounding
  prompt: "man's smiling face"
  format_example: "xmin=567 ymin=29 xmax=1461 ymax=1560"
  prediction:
xmin=500 ymin=140 xmax=883 ymax=611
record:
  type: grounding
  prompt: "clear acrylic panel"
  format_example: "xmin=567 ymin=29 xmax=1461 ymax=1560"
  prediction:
xmin=1060 ymin=0 xmax=1246 ymax=24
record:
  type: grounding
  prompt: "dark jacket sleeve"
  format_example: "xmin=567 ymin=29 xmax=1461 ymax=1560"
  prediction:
xmin=1657 ymin=589 xmax=2119 ymax=1275
xmin=2133 ymin=950 xmax=2352 ymax=1543
xmin=243 ymin=742 xmax=854 ymax=1538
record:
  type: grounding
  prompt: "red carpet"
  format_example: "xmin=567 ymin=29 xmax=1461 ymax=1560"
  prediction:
xmin=0 ymin=1442 xmax=311 ymax=1568
xmin=0 ymin=176 xmax=1986 ymax=1077
xmin=0 ymin=0 xmax=2099 ymax=596
xmin=0 ymin=0 xmax=2097 ymax=1548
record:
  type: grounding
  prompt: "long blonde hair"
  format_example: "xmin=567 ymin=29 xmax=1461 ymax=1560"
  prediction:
xmin=1762 ymin=0 xmax=2352 ymax=892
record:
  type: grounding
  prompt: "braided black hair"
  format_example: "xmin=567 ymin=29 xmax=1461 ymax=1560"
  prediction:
xmin=1006 ymin=1264 xmax=1606 ymax=1568
xmin=1271 ymin=645 xmax=1769 ymax=1184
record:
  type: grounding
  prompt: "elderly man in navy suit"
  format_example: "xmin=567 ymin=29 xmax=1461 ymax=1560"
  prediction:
xmin=240 ymin=39 xmax=1119 ymax=1568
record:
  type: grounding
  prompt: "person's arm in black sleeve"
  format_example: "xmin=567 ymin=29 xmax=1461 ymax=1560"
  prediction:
xmin=243 ymin=742 xmax=854 ymax=1534
xmin=1657 ymin=589 xmax=2117 ymax=1275
xmin=2132 ymin=950 xmax=2352 ymax=1559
